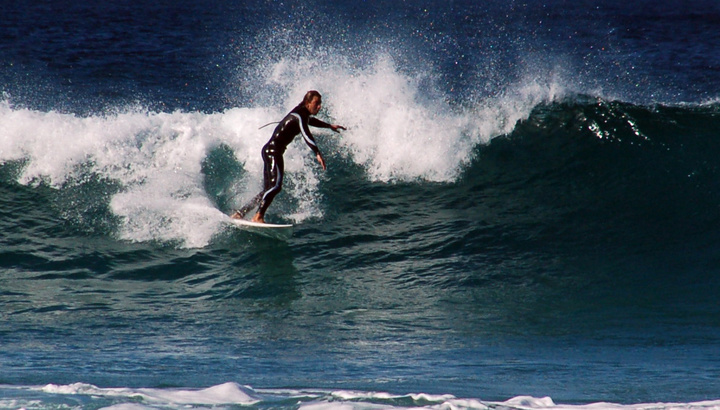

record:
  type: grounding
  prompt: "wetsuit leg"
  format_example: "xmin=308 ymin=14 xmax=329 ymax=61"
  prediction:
xmin=234 ymin=144 xmax=281 ymax=218
xmin=234 ymin=192 xmax=263 ymax=218
xmin=257 ymin=144 xmax=284 ymax=216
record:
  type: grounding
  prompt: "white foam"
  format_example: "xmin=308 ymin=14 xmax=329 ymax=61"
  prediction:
xmin=299 ymin=391 xmax=720 ymax=410
xmin=100 ymin=405 xmax=150 ymax=410
xmin=19 ymin=384 xmax=720 ymax=410
xmin=0 ymin=101 xmax=282 ymax=247
xmin=0 ymin=53 xmax=563 ymax=247
xmin=40 ymin=382 xmax=259 ymax=406
xmin=329 ymin=390 xmax=457 ymax=403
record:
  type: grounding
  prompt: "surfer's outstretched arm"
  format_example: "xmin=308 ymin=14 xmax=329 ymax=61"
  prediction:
xmin=309 ymin=117 xmax=346 ymax=133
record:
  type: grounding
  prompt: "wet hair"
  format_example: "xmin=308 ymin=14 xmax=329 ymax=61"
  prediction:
xmin=302 ymin=90 xmax=322 ymax=106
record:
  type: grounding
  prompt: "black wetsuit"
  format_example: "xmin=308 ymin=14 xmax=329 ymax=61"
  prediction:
xmin=236 ymin=104 xmax=332 ymax=218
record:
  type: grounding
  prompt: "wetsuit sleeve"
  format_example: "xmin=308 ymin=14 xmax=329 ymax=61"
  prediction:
xmin=309 ymin=117 xmax=332 ymax=128
xmin=292 ymin=113 xmax=321 ymax=155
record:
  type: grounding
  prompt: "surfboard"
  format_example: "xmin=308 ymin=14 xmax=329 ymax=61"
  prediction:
xmin=229 ymin=218 xmax=294 ymax=240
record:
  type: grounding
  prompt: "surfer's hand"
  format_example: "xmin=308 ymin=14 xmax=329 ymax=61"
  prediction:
xmin=317 ymin=153 xmax=327 ymax=170
xmin=331 ymin=124 xmax=346 ymax=133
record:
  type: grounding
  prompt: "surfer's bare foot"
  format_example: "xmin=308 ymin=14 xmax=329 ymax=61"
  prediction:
xmin=231 ymin=211 xmax=243 ymax=220
xmin=251 ymin=213 xmax=265 ymax=223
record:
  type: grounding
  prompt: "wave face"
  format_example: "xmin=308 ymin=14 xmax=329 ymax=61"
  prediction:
xmin=2 ymin=0 xmax=720 ymax=408
xmin=3 ymin=97 xmax=719 ymax=253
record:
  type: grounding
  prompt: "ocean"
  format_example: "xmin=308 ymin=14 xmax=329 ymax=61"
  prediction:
xmin=2 ymin=0 xmax=720 ymax=408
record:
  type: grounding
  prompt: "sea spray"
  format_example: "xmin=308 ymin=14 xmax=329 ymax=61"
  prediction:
xmin=261 ymin=55 xmax=565 ymax=183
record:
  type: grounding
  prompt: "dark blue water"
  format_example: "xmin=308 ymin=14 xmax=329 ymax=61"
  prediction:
xmin=2 ymin=1 xmax=720 ymax=408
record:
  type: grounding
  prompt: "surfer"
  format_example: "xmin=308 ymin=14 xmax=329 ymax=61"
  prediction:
xmin=232 ymin=90 xmax=346 ymax=223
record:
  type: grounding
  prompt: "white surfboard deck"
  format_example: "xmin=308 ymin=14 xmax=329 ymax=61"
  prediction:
xmin=229 ymin=218 xmax=293 ymax=240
